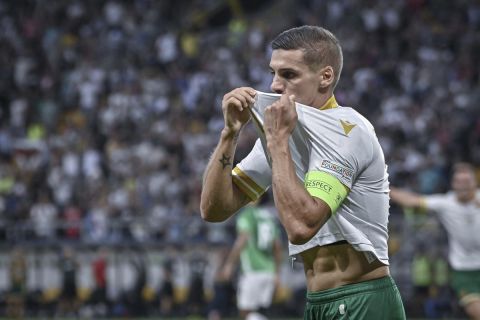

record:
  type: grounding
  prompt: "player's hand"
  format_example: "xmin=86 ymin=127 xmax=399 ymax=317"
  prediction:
xmin=222 ymin=87 xmax=256 ymax=135
xmin=264 ymin=94 xmax=297 ymax=144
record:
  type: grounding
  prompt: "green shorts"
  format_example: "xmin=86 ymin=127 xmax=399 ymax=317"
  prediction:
xmin=451 ymin=269 xmax=480 ymax=306
xmin=304 ymin=276 xmax=406 ymax=320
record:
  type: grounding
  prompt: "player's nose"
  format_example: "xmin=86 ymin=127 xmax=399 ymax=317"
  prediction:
xmin=270 ymin=76 xmax=284 ymax=94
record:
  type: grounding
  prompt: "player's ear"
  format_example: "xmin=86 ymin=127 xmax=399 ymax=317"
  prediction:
xmin=318 ymin=66 xmax=334 ymax=89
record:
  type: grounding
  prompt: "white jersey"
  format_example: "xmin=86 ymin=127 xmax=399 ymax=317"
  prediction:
xmin=232 ymin=91 xmax=390 ymax=264
xmin=423 ymin=190 xmax=480 ymax=271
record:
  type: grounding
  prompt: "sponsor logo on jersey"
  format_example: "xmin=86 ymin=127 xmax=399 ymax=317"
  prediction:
xmin=321 ymin=160 xmax=353 ymax=180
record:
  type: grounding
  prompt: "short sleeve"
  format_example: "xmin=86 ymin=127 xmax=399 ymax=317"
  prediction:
xmin=307 ymin=130 xmax=371 ymax=190
xmin=232 ymin=139 xmax=272 ymax=201
xmin=423 ymin=194 xmax=449 ymax=213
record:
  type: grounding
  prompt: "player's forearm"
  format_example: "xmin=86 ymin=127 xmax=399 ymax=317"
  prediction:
xmin=200 ymin=129 xmax=242 ymax=222
xmin=270 ymin=142 xmax=330 ymax=245
xmin=389 ymin=187 xmax=424 ymax=209
xmin=225 ymin=233 xmax=248 ymax=267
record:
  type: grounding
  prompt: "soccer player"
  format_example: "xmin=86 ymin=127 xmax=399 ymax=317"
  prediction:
xmin=220 ymin=198 xmax=282 ymax=320
xmin=200 ymin=25 xmax=405 ymax=319
xmin=390 ymin=162 xmax=480 ymax=319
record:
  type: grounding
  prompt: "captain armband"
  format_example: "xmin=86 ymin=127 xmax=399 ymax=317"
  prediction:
xmin=304 ymin=171 xmax=349 ymax=214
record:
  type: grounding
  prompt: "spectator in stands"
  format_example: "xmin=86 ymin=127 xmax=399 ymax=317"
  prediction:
xmin=29 ymin=191 xmax=58 ymax=240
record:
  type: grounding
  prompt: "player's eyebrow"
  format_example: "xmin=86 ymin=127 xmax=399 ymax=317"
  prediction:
xmin=269 ymin=67 xmax=299 ymax=73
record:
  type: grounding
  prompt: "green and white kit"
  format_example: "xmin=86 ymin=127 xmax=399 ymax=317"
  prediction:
xmin=423 ymin=191 xmax=480 ymax=270
xmin=232 ymin=91 xmax=391 ymax=265
xmin=237 ymin=206 xmax=279 ymax=273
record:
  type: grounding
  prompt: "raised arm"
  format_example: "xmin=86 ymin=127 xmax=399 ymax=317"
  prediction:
xmin=200 ymin=87 xmax=256 ymax=222
xmin=264 ymin=94 xmax=332 ymax=245
xmin=389 ymin=187 xmax=425 ymax=209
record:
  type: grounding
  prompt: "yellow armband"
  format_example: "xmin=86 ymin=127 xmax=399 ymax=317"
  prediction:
xmin=304 ymin=171 xmax=349 ymax=214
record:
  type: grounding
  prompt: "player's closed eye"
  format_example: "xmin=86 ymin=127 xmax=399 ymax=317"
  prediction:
xmin=269 ymin=69 xmax=297 ymax=79
xmin=280 ymin=71 xmax=296 ymax=79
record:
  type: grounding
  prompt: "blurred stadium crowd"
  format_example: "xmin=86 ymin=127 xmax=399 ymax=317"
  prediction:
xmin=0 ymin=0 xmax=479 ymax=318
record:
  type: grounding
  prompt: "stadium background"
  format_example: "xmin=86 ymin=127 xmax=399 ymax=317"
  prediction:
xmin=0 ymin=0 xmax=479 ymax=318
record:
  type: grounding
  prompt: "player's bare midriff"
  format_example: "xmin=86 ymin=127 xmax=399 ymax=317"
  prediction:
xmin=300 ymin=241 xmax=390 ymax=292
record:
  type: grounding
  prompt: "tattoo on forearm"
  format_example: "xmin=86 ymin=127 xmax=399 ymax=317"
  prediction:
xmin=219 ymin=154 xmax=232 ymax=169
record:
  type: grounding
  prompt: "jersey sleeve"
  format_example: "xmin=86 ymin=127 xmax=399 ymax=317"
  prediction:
xmin=232 ymin=139 xmax=272 ymax=201
xmin=309 ymin=130 xmax=371 ymax=188
xmin=305 ymin=125 xmax=373 ymax=213
xmin=423 ymin=194 xmax=448 ymax=213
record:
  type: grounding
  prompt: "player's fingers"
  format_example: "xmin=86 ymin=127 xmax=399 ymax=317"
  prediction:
xmin=240 ymin=87 xmax=257 ymax=99
xmin=268 ymin=100 xmax=281 ymax=112
xmin=234 ymin=88 xmax=256 ymax=104
xmin=239 ymin=90 xmax=257 ymax=105
xmin=264 ymin=104 xmax=275 ymax=122
xmin=279 ymin=93 xmax=289 ymax=105
xmin=228 ymin=92 xmax=251 ymax=109
xmin=224 ymin=88 xmax=256 ymax=105
xmin=224 ymin=96 xmax=245 ymax=111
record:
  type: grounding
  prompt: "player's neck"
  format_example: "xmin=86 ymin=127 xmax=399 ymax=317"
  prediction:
xmin=312 ymin=91 xmax=335 ymax=110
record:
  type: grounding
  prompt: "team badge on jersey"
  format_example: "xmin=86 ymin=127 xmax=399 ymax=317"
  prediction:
xmin=340 ymin=119 xmax=357 ymax=135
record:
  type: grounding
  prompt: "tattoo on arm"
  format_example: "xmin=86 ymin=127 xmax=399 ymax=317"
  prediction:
xmin=219 ymin=154 xmax=232 ymax=169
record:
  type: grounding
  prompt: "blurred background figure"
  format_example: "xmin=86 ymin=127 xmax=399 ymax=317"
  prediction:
xmin=390 ymin=163 xmax=480 ymax=319
xmin=91 ymin=246 xmax=109 ymax=317
xmin=6 ymin=247 xmax=27 ymax=319
xmin=29 ymin=191 xmax=58 ymax=241
xmin=129 ymin=250 xmax=147 ymax=317
xmin=208 ymin=246 xmax=236 ymax=320
xmin=57 ymin=246 xmax=79 ymax=317
xmin=220 ymin=197 xmax=283 ymax=320
xmin=186 ymin=253 xmax=208 ymax=317
xmin=158 ymin=259 xmax=175 ymax=317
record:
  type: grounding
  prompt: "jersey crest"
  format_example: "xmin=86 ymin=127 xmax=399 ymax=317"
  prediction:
xmin=340 ymin=119 xmax=356 ymax=136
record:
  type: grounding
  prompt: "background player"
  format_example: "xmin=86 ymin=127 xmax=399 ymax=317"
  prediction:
xmin=390 ymin=162 xmax=480 ymax=319
xmin=220 ymin=197 xmax=282 ymax=320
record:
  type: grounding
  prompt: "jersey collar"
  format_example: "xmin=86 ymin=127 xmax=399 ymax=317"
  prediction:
xmin=319 ymin=95 xmax=338 ymax=110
